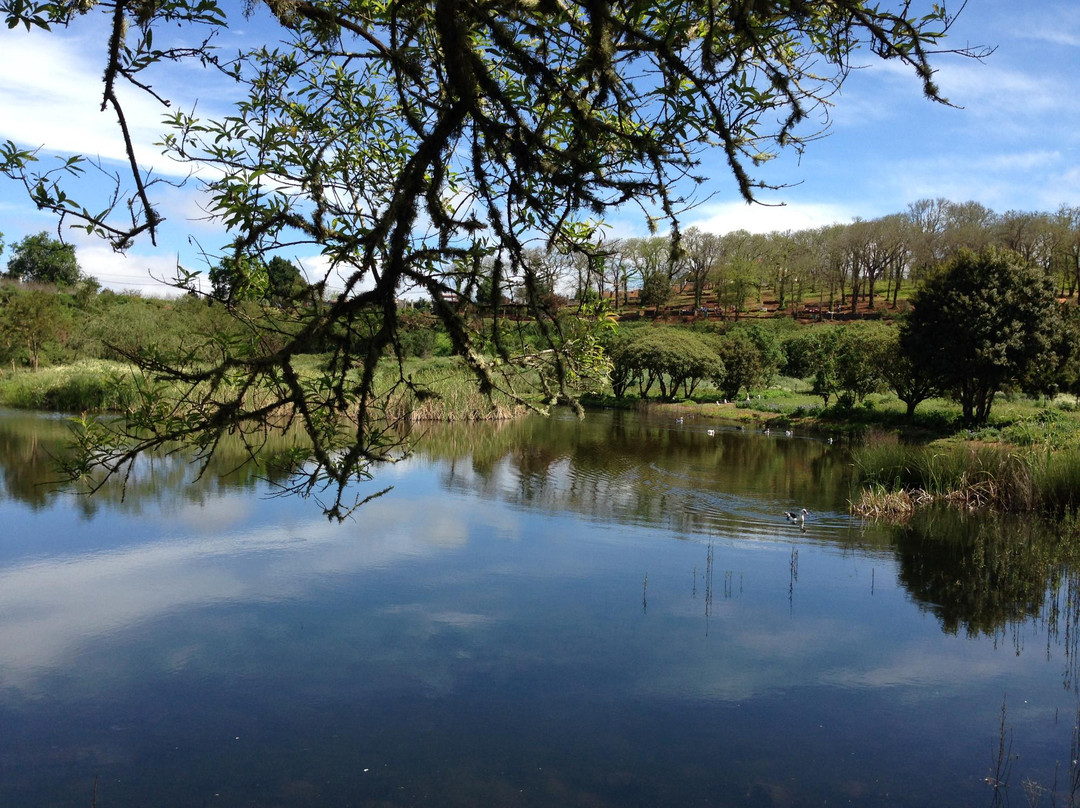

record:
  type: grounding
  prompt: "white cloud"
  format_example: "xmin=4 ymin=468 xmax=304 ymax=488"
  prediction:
xmin=685 ymin=199 xmax=857 ymax=235
xmin=0 ymin=29 xmax=184 ymax=176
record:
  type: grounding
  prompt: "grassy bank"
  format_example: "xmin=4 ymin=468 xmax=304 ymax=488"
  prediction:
xmin=0 ymin=360 xmax=143 ymax=412
xmin=8 ymin=359 xmax=1080 ymax=524
xmin=0 ymin=356 xmax=534 ymax=422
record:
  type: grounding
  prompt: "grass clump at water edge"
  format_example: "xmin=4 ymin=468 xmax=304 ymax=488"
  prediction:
xmin=850 ymin=436 xmax=1080 ymax=519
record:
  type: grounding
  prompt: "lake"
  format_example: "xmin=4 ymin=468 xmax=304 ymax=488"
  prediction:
xmin=0 ymin=407 xmax=1077 ymax=807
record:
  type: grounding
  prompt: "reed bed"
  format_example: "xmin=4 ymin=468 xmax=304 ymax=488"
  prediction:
xmin=851 ymin=440 xmax=1080 ymax=519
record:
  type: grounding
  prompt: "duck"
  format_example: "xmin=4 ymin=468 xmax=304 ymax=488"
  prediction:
xmin=784 ymin=509 xmax=809 ymax=523
xmin=706 ymin=429 xmax=716 ymax=436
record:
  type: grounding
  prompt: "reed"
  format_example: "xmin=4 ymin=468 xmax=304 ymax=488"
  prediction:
xmin=852 ymin=441 xmax=1080 ymax=518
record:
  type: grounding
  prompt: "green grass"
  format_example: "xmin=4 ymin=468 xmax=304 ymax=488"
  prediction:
xmin=851 ymin=438 xmax=1080 ymax=516
xmin=382 ymin=356 xmax=533 ymax=421
xmin=0 ymin=360 xmax=143 ymax=412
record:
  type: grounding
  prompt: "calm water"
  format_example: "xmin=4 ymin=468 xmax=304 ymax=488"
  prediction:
xmin=1 ymin=408 xmax=1078 ymax=807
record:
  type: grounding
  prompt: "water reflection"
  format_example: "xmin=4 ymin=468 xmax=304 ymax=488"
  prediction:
xmin=1 ymin=408 xmax=1079 ymax=806
xmin=0 ymin=408 xmax=309 ymax=515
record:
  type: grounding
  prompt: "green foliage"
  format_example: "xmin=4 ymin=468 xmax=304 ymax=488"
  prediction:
xmin=639 ymin=269 xmax=673 ymax=310
xmin=0 ymin=286 xmax=65 ymax=369
xmin=780 ymin=329 xmax=818 ymax=379
xmin=614 ymin=327 xmax=723 ymax=401
xmin=4 ymin=231 xmax=80 ymax=286
xmin=901 ymin=248 xmax=1063 ymax=425
xmin=0 ymin=361 xmax=141 ymax=412
xmin=715 ymin=329 xmax=764 ymax=400
xmin=265 ymin=256 xmax=308 ymax=307
xmin=833 ymin=321 xmax=891 ymax=406
xmin=880 ymin=327 xmax=940 ymax=419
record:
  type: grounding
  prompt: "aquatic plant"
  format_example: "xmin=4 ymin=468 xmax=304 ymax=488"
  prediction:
xmin=851 ymin=441 xmax=1080 ymax=518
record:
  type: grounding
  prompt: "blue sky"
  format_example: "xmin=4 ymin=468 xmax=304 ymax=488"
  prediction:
xmin=0 ymin=0 xmax=1076 ymax=294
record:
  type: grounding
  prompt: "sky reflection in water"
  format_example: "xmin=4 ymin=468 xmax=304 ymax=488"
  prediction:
xmin=0 ymin=409 xmax=1076 ymax=807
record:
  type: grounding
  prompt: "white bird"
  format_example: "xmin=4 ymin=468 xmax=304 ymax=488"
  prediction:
xmin=827 ymin=437 xmax=834 ymax=445
xmin=785 ymin=429 xmax=793 ymax=438
xmin=784 ymin=509 xmax=809 ymax=523
xmin=706 ymin=429 xmax=715 ymax=436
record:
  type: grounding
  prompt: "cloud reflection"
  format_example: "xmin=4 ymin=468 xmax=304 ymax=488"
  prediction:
xmin=0 ymin=488 xmax=494 ymax=691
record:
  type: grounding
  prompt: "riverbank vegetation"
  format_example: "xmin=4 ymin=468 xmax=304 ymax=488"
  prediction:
xmin=3 ymin=199 xmax=1080 ymax=519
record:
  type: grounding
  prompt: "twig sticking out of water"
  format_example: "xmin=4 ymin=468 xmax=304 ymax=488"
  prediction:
xmin=987 ymin=695 xmax=1015 ymax=804
xmin=788 ymin=547 xmax=799 ymax=607
xmin=643 ymin=572 xmax=648 ymax=614
xmin=704 ymin=542 xmax=714 ymax=633
xmin=1070 ymin=702 xmax=1080 ymax=807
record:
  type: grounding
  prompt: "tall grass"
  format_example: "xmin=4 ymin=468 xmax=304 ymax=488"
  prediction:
xmin=852 ymin=438 xmax=1080 ymax=517
xmin=0 ymin=361 xmax=141 ymax=412
xmin=382 ymin=357 xmax=531 ymax=422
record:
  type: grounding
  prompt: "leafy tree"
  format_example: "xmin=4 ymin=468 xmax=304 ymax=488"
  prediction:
xmin=881 ymin=334 xmax=940 ymax=419
xmin=808 ymin=328 xmax=842 ymax=407
xmin=266 ymin=257 xmax=309 ymax=307
xmin=901 ymin=249 xmax=1062 ymax=425
xmin=715 ymin=330 xmax=763 ymax=401
xmin=5 ymin=232 xmax=80 ymax=286
xmin=833 ymin=321 xmax=891 ymax=406
xmin=604 ymin=328 xmax=642 ymax=399
xmin=0 ymin=1 xmax=979 ymax=516
xmin=0 ymin=288 xmax=62 ymax=370
xmin=780 ymin=329 xmax=818 ymax=380
xmin=639 ymin=268 xmax=673 ymax=310
xmin=619 ymin=328 xmax=722 ymax=401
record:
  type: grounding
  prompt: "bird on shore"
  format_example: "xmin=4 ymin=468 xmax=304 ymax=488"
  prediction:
xmin=784 ymin=509 xmax=809 ymax=524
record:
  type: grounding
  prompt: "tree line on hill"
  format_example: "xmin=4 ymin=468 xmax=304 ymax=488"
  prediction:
xmin=484 ymin=200 xmax=1080 ymax=317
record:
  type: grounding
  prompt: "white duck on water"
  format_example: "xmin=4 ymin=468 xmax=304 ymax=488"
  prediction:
xmin=784 ymin=508 xmax=809 ymax=524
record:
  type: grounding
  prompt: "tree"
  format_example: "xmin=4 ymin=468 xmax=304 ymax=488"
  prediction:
xmin=266 ymin=257 xmax=309 ymax=307
xmin=715 ymin=231 xmax=764 ymax=317
xmin=679 ymin=228 xmax=721 ymax=309
xmin=833 ymin=321 xmax=891 ymax=406
xmin=0 ymin=1 xmax=979 ymax=516
xmin=900 ymin=249 xmax=1062 ymax=425
xmin=0 ymin=288 xmax=62 ymax=370
xmin=715 ymin=329 xmax=764 ymax=401
xmin=5 ymin=231 xmax=80 ymax=286
xmin=622 ymin=328 xmax=721 ymax=401
xmin=881 ymin=341 xmax=940 ymax=419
